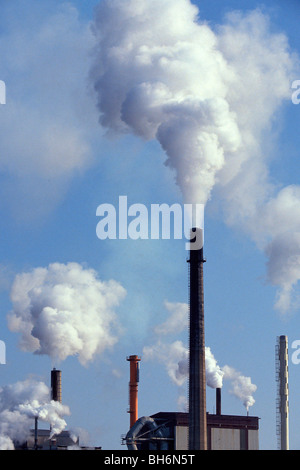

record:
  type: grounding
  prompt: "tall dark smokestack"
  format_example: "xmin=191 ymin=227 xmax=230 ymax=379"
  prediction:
xmin=188 ymin=228 xmax=207 ymax=450
xmin=51 ymin=368 xmax=62 ymax=403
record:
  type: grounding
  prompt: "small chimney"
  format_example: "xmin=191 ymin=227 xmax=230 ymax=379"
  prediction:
xmin=216 ymin=388 xmax=221 ymax=416
xmin=34 ymin=416 xmax=39 ymax=450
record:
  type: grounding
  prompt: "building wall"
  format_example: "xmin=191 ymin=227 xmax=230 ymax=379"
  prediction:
xmin=175 ymin=426 xmax=188 ymax=450
xmin=128 ymin=413 xmax=260 ymax=451
xmin=211 ymin=428 xmax=240 ymax=450
xmin=174 ymin=426 xmax=259 ymax=450
xmin=248 ymin=429 xmax=259 ymax=450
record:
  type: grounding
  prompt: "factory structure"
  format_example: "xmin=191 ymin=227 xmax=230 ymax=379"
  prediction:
xmin=14 ymin=369 xmax=101 ymax=451
xmin=124 ymin=228 xmax=260 ymax=451
xmin=6 ymin=227 xmax=293 ymax=451
xmin=124 ymin=390 xmax=259 ymax=450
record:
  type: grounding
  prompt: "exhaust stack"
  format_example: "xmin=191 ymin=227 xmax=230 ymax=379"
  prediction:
xmin=51 ymin=368 xmax=62 ymax=403
xmin=188 ymin=228 xmax=207 ymax=450
xmin=127 ymin=355 xmax=141 ymax=429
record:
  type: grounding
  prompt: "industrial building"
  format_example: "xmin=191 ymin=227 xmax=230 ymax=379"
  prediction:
xmin=12 ymin=227 xmax=263 ymax=451
xmin=14 ymin=368 xmax=102 ymax=451
xmin=124 ymin=388 xmax=259 ymax=451
xmin=16 ymin=429 xmax=80 ymax=451
xmin=124 ymin=228 xmax=260 ymax=451
xmin=15 ymin=427 xmax=102 ymax=450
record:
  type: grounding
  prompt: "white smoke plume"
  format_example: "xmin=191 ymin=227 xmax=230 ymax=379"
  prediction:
xmin=90 ymin=0 xmax=241 ymax=205
xmin=144 ymin=341 xmax=256 ymax=411
xmin=143 ymin=301 xmax=189 ymax=386
xmin=222 ymin=365 xmax=257 ymax=412
xmin=0 ymin=379 xmax=70 ymax=449
xmin=90 ymin=0 xmax=300 ymax=314
xmin=205 ymin=347 xmax=224 ymax=389
xmin=143 ymin=301 xmax=256 ymax=411
xmin=7 ymin=262 xmax=126 ymax=365
xmin=143 ymin=339 xmax=188 ymax=387
xmin=154 ymin=300 xmax=188 ymax=336
xmin=0 ymin=435 xmax=15 ymax=451
xmin=143 ymin=342 xmax=223 ymax=389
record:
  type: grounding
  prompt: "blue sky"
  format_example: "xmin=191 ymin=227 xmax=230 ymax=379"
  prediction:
xmin=0 ymin=0 xmax=300 ymax=450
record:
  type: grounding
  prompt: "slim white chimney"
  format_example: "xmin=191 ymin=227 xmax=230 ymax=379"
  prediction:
xmin=276 ymin=335 xmax=289 ymax=450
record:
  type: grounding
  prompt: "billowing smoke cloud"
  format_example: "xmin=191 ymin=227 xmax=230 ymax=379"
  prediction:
xmin=0 ymin=435 xmax=15 ymax=451
xmin=154 ymin=301 xmax=188 ymax=336
xmin=205 ymin=347 xmax=224 ymax=390
xmin=144 ymin=300 xmax=223 ymax=390
xmin=143 ymin=341 xmax=223 ymax=389
xmin=190 ymin=346 xmax=224 ymax=389
xmin=143 ymin=301 xmax=224 ymax=389
xmin=7 ymin=262 xmax=126 ymax=365
xmin=222 ymin=365 xmax=257 ymax=412
xmin=90 ymin=0 xmax=300 ymax=314
xmin=143 ymin=301 xmax=256 ymax=411
xmin=90 ymin=0 xmax=241 ymax=205
xmin=144 ymin=340 xmax=256 ymax=411
xmin=0 ymin=379 xmax=71 ymax=449
xmin=143 ymin=339 xmax=188 ymax=387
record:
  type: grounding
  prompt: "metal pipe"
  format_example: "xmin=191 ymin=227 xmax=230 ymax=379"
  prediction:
xmin=125 ymin=416 xmax=167 ymax=450
xmin=188 ymin=228 xmax=207 ymax=450
xmin=127 ymin=355 xmax=141 ymax=429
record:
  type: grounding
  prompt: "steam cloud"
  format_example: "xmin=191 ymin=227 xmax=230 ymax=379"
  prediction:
xmin=7 ymin=262 xmax=126 ymax=365
xmin=222 ymin=365 xmax=257 ymax=412
xmin=143 ymin=341 xmax=256 ymax=411
xmin=0 ymin=379 xmax=71 ymax=450
xmin=154 ymin=301 xmax=188 ymax=336
xmin=143 ymin=301 xmax=256 ymax=411
xmin=90 ymin=0 xmax=300 ymax=314
xmin=143 ymin=339 xmax=188 ymax=387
